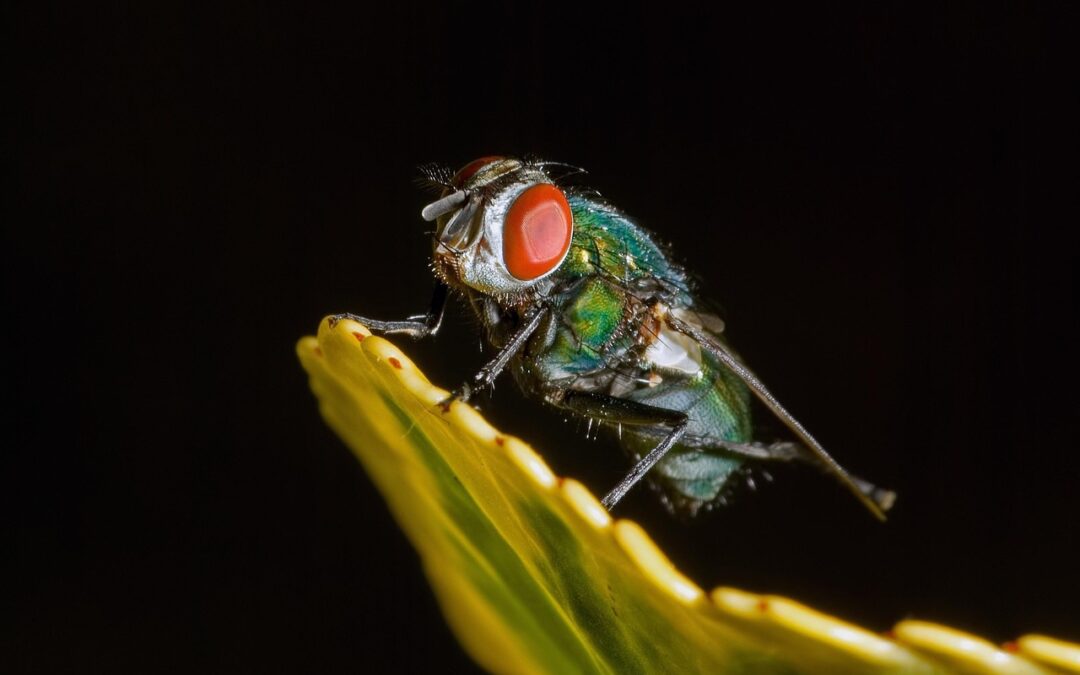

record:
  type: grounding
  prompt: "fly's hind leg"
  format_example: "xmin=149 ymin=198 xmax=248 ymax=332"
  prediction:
xmin=664 ymin=312 xmax=894 ymax=520
xmin=559 ymin=391 xmax=688 ymax=510
xmin=711 ymin=439 xmax=897 ymax=512
xmin=329 ymin=282 xmax=448 ymax=339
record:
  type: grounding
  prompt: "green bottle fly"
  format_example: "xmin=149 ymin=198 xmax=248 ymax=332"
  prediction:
xmin=333 ymin=156 xmax=895 ymax=519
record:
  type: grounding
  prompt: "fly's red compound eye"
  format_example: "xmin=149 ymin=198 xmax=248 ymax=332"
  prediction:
xmin=503 ymin=183 xmax=573 ymax=280
xmin=451 ymin=156 xmax=505 ymax=188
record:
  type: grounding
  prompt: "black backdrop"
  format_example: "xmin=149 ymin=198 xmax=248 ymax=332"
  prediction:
xmin=7 ymin=3 xmax=1076 ymax=673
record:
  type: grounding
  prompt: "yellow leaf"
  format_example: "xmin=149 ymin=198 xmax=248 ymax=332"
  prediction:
xmin=297 ymin=317 xmax=1078 ymax=675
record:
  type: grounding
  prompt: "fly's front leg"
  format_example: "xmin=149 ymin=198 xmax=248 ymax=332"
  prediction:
xmin=440 ymin=305 xmax=549 ymax=408
xmin=329 ymin=283 xmax=448 ymax=339
xmin=558 ymin=391 xmax=689 ymax=510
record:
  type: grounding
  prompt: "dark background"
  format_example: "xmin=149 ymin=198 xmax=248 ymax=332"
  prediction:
xmin=6 ymin=3 xmax=1076 ymax=673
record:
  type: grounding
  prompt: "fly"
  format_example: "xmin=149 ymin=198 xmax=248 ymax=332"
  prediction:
xmin=332 ymin=156 xmax=895 ymax=519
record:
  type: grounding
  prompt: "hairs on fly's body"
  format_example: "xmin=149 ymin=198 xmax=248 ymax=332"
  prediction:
xmin=417 ymin=163 xmax=455 ymax=192
xmin=421 ymin=157 xmax=588 ymax=194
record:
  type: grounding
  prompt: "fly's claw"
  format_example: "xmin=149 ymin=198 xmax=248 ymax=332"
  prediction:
xmin=438 ymin=382 xmax=474 ymax=413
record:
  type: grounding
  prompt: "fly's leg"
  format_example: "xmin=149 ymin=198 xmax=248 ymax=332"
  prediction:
xmin=440 ymin=305 xmax=549 ymax=407
xmin=558 ymin=391 xmax=689 ymax=510
xmin=664 ymin=313 xmax=893 ymax=520
xmin=329 ymin=283 xmax=448 ymax=339
xmin=710 ymin=439 xmax=897 ymax=511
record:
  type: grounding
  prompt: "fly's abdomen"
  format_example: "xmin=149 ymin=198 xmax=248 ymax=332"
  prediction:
xmin=622 ymin=331 xmax=755 ymax=515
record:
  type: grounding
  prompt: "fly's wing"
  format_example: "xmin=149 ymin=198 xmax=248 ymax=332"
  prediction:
xmin=665 ymin=312 xmax=894 ymax=521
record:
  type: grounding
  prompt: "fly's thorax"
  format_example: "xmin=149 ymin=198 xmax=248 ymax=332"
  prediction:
xmin=426 ymin=157 xmax=575 ymax=301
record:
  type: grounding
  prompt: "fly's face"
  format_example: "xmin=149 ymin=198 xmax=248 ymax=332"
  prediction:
xmin=422 ymin=157 xmax=575 ymax=297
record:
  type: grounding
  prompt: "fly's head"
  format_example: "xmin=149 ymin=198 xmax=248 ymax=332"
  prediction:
xmin=421 ymin=156 xmax=574 ymax=300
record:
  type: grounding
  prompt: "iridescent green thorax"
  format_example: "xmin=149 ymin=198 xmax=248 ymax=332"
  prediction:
xmin=529 ymin=195 xmax=691 ymax=381
xmin=514 ymin=194 xmax=754 ymax=514
xmin=543 ymin=277 xmax=628 ymax=375
xmin=558 ymin=195 xmax=693 ymax=305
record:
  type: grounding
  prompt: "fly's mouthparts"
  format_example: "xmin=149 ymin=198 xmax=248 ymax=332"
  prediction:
xmin=435 ymin=242 xmax=462 ymax=256
xmin=437 ymin=197 xmax=480 ymax=251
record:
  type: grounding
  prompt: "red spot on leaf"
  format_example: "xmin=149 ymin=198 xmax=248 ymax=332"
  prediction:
xmin=882 ymin=630 xmax=897 ymax=639
xmin=1002 ymin=641 xmax=1019 ymax=653
xmin=352 ymin=331 xmax=365 ymax=342
xmin=495 ymin=436 xmax=505 ymax=446
xmin=313 ymin=347 xmax=323 ymax=356
xmin=388 ymin=357 xmax=402 ymax=369
xmin=757 ymin=600 xmax=769 ymax=612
